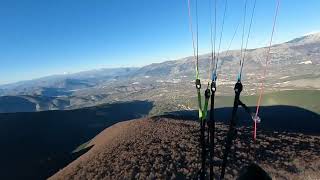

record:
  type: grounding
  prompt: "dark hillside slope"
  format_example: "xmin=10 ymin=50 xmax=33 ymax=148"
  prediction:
xmin=50 ymin=117 xmax=320 ymax=180
xmin=0 ymin=96 xmax=37 ymax=113
xmin=0 ymin=101 xmax=153 ymax=180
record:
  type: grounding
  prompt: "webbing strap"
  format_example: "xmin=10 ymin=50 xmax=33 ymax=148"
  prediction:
xmin=220 ymin=81 xmax=243 ymax=179
xmin=202 ymin=88 xmax=211 ymax=120
xmin=200 ymin=119 xmax=206 ymax=179
xmin=197 ymin=88 xmax=203 ymax=118
xmin=208 ymin=80 xmax=216 ymax=180
xmin=195 ymin=79 xmax=203 ymax=119
xmin=199 ymin=88 xmax=210 ymax=179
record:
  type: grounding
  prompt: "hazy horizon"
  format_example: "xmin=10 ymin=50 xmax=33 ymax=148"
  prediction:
xmin=2 ymin=31 xmax=318 ymax=86
xmin=1 ymin=0 xmax=320 ymax=84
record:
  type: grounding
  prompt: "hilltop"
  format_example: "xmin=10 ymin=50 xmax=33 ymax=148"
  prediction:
xmin=50 ymin=117 xmax=320 ymax=180
xmin=0 ymin=101 xmax=153 ymax=180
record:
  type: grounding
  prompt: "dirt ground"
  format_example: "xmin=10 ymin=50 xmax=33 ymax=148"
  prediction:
xmin=50 ymin=117 xmax=320 ymax=180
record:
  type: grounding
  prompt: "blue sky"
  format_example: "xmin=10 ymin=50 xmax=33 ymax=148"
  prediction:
xmin=0 ymin=0 xmax=319 ymax=84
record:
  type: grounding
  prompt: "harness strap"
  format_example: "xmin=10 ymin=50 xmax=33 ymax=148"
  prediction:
xmin=196 ymin=79 xmax=203 ymax=119
xmin=220 ymin=81 xmax=242 ymax=179
xmin=208 ymin=80 xmax=216 ymax=180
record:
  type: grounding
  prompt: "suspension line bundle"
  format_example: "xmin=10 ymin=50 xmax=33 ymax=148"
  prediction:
xmin=186 ymin=0 xmax=280 ymax=179
xmin=220 ymin=0 xmax=257 ymax=178
xmin=187 ymin=0 xmax=210 ymax=178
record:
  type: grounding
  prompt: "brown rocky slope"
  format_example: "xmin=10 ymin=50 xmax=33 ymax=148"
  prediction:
xmin=50 ymin=117 xmax=320 ymax=180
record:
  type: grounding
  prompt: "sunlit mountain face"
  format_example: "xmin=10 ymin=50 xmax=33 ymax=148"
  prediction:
xmin=0 ymin=33 xmax=319 ymax=113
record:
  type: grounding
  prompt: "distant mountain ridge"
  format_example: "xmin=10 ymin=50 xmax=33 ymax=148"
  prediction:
xmin=287 ymin=32 xmax=320 ymax=44
xmin=0 ymin=67 xmax=138 ymax=92
xmin=2 ymin=32 xmax=320 ymax=91
xmin=0 ymin=33 xmax=319 ymax=113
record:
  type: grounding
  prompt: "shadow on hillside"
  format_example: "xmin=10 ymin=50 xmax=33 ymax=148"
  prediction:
xmin=218 ymin=119 xmax=320 ymax=178
xmin=160 ymin=105 xmax=320 ymax=177
xmin=0 ymin=96 xmax=37 ymax=113
xmin=162 ymin=105 xmax=320 ymax=135
xmin=0 ymin=100 xmax=153 ymax=180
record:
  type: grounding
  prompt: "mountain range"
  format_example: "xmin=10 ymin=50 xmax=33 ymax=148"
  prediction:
xmin=0 ymin=33 xmax=320 ymax=179
xmin=0 ymin=33 xmax=319 ymax=113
